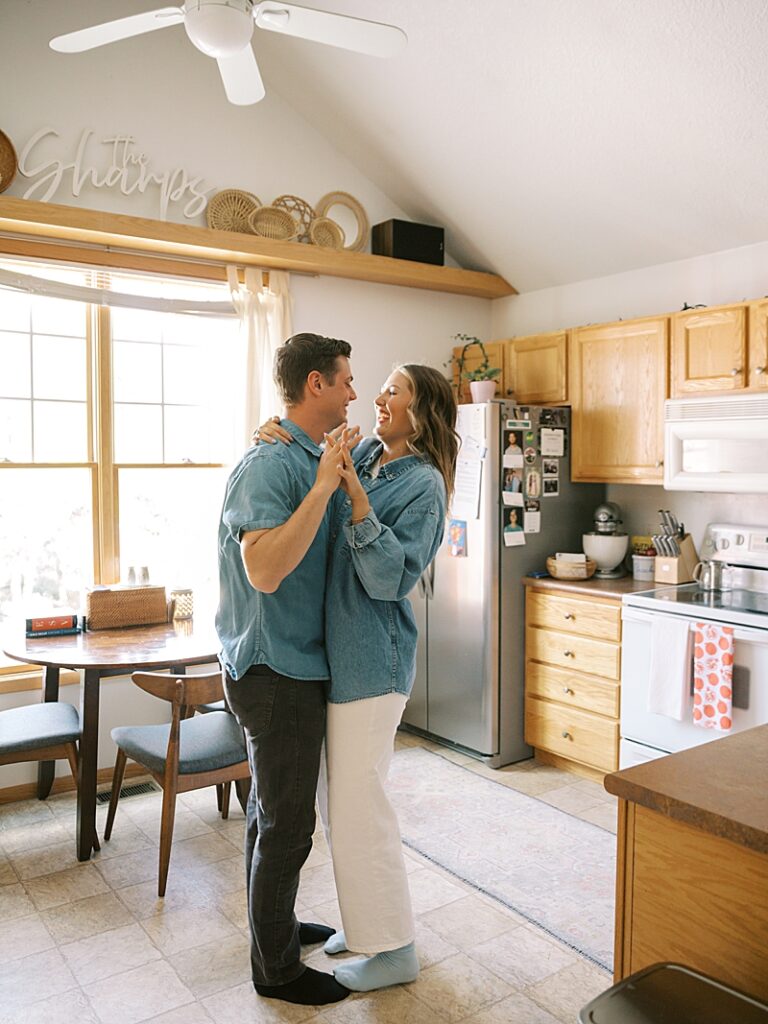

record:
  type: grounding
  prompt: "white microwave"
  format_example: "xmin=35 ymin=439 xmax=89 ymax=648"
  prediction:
xmin=664 ymin=394 xmax=768 ymax=492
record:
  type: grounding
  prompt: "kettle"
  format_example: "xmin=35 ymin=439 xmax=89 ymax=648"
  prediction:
xmin=693 ymin=560 xmax=734 ymax=592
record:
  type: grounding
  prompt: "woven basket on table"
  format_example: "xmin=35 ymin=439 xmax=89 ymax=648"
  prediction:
xmin=0 ymin=130 xmax=18 ymax=194
xmin=272 ymin=194 xmax=315 ymax=242
xmin=247 ymin=205 xmax=299 ymax=241
xmin=206 ymin=189 xmax=261 ymax=233
xmin=308 ymin=216 xmax=345 ymax=250
xmin=85 ymin=586 xmax=169 ymax=630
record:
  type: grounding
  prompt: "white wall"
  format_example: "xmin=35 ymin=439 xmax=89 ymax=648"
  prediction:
xmin=491 ymin=241 xmax=768 ymax=544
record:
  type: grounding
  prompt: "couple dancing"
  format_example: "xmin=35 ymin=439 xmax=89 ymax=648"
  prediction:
xmin=216 ymin=332 xmax=459 ymax=1005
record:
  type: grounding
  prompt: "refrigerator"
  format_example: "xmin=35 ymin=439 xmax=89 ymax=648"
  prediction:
xmin=404 ymin=402 xmax=605 ymax=767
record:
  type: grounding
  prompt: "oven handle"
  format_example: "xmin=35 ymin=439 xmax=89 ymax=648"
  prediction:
xmin=622 ymin=606 xmax=768 ymax=645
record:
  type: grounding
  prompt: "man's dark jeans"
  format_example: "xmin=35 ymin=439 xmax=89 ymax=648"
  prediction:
xmin=224 ymin=664 xmax=326 ymax=986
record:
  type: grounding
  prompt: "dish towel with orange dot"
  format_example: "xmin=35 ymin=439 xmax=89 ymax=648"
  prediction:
xmin=693 ymin=622 xmax=734 ymax=731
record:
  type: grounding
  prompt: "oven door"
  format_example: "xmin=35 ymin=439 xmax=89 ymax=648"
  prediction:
xmin=620 ymin=606 xmax=768 ymax=763
xmin=664 ymin=412 xmax=768 ymax=493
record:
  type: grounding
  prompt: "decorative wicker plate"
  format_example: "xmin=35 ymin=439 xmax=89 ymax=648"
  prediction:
xmin=206 ymin=189 xmax=261 ymax=233
xmin=0 ymin=129 xmax=18 ymax=194
xmin=247 ymin=205 xmax=300 ymax=241
xmin=546 ymin=556 xmax=597 ymax=580
xmin=272 ymin=194 xmax=315 ymax=242
xmin=308 ymin=216 xmax=345 ymax=250
xmin=315 ymin=191 xmax=369 ymax=252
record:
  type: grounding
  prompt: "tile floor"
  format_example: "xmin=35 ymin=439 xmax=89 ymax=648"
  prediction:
xmin=0 ymin=734 xmax=617 ymax=1024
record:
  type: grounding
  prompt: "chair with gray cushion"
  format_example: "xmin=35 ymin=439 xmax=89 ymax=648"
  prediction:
xmin=0 ymin=701 xmax=80 ymax=790
xmin=104 ymin=671 xmax=250 ymax=896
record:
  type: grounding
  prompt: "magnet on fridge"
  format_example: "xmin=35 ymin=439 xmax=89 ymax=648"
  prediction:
xmin=448 ymin=519 xmax=467 ymax=557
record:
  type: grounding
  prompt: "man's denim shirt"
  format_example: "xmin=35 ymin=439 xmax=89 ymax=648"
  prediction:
xmin=325 ymin=437 xmax=446 ymax=703
xmin=216 ymin=420 xmax=330 ymax=681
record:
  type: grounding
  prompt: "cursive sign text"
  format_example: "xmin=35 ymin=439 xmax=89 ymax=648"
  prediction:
xmin=19 ymin=128 xmax=214 ymax=220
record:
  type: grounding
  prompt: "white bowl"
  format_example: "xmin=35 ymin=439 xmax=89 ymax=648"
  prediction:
xmin=582 ymin=532 xmax=629 ymax=574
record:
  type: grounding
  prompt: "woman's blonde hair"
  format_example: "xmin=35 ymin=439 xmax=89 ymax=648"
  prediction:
xmin=397 ymin=364 xmax=459 ymax=503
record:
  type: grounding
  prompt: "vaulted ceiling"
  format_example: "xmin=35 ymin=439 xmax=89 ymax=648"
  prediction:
xmin=9 ymin=1 xmax=768 ymax=293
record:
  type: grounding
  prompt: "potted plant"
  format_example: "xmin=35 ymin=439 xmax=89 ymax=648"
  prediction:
xmin=448 ymin=333 xmax=502 ymax=402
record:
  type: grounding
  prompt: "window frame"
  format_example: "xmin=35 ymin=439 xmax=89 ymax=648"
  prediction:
xmin=0 ymin=256 xmax=234 ymax=675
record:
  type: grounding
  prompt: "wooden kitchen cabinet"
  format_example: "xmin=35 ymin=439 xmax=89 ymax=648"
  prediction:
xmin=501 ymin=331 xmax=568 ymax=404
xmin=746 ymin=300 xmax=768 ymax=392
xmin=570 ymin=316 xmax=668 ymax=485
xmin=450 ymin=340 xmax=505 ymax=404
xmin=524 ymin=587 xmax=621 ymax=777
xmin=670 ymin=302 xmax=751 ymax=395
xmin=606 ymin=728 xmax=768 ymax=1002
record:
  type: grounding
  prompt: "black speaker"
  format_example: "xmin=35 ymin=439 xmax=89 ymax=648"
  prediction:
xmin=371 ymin=219 xmax=445 ymax=266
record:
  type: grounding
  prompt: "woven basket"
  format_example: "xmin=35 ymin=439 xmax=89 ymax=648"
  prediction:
xmin=85 ymin=586 xmax=168 ymax=630
xmin=308 ymin=216 xmax=345 ymax=250
xmin=315 ymin=191 xmax=369 ymax=252
xmin=0 ymin=129 xmax=18 ymax=194
xmin=272 ymin=194 xmax=315 ymax=241
xmin=206 ymin=189 xmax=261 ymax=233
xmin=247 ymin=205 xmax=299 ymax=241
xmin=546 ymin=557 xmax=597 ymax=581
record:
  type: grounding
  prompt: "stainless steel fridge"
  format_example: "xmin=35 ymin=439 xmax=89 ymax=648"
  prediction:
xmin=404 ymin=402 xmax=605 ymax=767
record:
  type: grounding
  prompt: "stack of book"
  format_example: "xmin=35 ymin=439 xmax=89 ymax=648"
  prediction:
xmin=25 ymin=614 xmax=83 ymax=639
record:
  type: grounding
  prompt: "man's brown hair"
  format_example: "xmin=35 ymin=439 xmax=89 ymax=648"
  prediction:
xmin=274 ymin=333 xmax=352 ymax=406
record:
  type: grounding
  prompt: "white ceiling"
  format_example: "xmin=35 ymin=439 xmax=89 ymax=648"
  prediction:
xmin=10 ymin=1 xmax=768 ymax=293
xmin=252 ymin=0 xmax=768 ymax=292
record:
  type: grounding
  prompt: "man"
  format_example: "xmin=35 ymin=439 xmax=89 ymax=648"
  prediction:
xmin=216 ymin=333 xmax=357 ymax=1006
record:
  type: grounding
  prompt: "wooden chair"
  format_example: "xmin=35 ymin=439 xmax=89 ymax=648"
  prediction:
xmin=104 ymin=671 xmax=251 ymax=896
xmin=0 ymin=700 xmax=80 ymax=788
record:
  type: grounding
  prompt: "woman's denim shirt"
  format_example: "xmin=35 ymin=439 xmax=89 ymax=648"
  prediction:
xmin=325 ymin=437 xmax=446 ymax=703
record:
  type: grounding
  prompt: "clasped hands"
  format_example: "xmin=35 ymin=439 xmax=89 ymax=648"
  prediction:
xmin=255 ymin=417 xmax=368 ymax=516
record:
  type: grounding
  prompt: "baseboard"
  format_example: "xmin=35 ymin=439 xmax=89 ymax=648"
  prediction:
xmin=0 ymin=762 xmax=149 ymax=804
xmin=534 ymin=749 xmax=607 ymax=785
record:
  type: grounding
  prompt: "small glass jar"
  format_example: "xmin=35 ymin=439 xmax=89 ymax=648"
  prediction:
xmin=170 ymin=588 xmax=194 ymax=620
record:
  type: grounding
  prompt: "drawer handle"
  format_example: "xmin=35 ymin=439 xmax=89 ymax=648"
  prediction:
xmin=561 ymin=730 xmax=572 ymax=740
xmin=563 ymin=612 xmax=575 ymax=621
xmin=731 ymin=367 xmax=742 ymax=376
xmin=563 ymin=650 xmax=575 ymax=658
xmin=755 ymin=366 xmax=766 ymax=376
xmin=562 ymin=686 xmax=574 ymax=695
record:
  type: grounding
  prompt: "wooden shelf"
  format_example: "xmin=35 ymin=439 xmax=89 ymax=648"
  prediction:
xmin=0 ymin=197 xmax=515 ymax=300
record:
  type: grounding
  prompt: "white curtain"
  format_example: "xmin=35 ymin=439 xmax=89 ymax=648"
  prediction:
xmin=226 ymin=266 xmax=293 ymax=451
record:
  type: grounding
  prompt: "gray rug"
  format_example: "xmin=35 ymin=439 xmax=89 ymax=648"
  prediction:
xmin=389 ymin=746 xmax=615 ymax=970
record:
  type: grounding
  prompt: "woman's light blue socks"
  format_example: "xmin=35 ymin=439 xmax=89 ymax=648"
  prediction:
xmin=331 ymin=941 xmax=419 ymax=992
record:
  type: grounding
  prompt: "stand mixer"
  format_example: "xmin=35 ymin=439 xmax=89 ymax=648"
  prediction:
xmin=583 ymin=502 xmax=629 ymax=578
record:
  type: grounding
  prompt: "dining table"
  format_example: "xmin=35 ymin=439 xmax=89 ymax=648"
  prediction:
xmin=3 ymin=619 xmax=220 ymax=861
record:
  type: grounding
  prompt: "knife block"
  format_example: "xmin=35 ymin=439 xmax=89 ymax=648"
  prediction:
xmin=654 ymin=534 xmax=699 ymax=584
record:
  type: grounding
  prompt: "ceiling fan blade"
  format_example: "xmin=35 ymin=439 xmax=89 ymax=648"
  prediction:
xmin=253 ymin=3 xmax=406 ymax=58
xmin=50 ymin=6 xmax=184 ymax=53
xmin=217 ymin=45 xmax=266 ymax=105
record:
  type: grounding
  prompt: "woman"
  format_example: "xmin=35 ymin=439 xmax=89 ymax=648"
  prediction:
xmin=259 ymin=364 xmax=458 ymax=992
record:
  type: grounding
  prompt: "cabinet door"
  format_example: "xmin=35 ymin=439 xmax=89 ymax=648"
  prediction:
xmin=747 ymin=301 xmax=768 ymax=392
xmin=451 ymin=341 xmax=504 ymax=404
xmin=671 ymin=304 xmax=747 ymax=395
xmin=570 ymin=317 xmax=668 ymax=484
xmin=503 ymin=331 xmax=567 ymax=404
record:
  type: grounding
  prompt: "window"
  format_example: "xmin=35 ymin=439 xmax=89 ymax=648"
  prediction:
xmin=0 ymin=259 xmax=238 ymax=668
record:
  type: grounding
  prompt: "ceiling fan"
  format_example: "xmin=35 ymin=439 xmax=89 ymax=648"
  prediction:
xmin=49 ymin=0 xmax=407 ymax=106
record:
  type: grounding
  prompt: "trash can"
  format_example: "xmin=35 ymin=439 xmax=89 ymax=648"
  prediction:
xmin=578 ymin=963 xmax=768 ymax=1023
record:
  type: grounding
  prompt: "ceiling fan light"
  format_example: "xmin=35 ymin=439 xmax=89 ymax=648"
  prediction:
xmin=184 ymin=0 xmax=254 ymax=58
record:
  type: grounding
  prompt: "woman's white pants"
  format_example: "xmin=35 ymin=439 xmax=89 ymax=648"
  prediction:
xmin=317 ymin=692 xmax=414 ymax=954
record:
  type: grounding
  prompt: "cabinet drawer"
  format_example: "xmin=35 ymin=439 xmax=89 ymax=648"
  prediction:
xmin=525 ymin=659 xmax=619 ymax=718
xmin=525 ymin=696 xmax=619 ymax=772
xmin=526 ymin=625 xmax=620 ymax=681
xmin=526 ymin=590 xmax=620 ymax=641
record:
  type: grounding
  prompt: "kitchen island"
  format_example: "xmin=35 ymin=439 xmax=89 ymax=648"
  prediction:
xmin=605 ymin=724 xmax=768 ymax=1002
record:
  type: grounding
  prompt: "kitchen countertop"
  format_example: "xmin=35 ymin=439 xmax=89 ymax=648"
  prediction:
xmin=604 ymin=725 xmax=768 ymax=854
xmin=523 ymin=574 xmax=656 ymax=600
